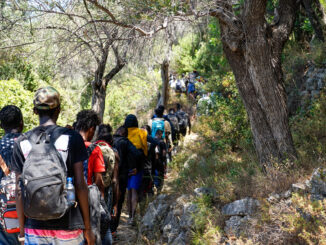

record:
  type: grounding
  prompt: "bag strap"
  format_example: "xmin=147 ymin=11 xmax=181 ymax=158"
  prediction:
xmin=0 ymin=154 xmax=9 ymax=176
xmin=86 ymin=143 xmax=97 ymax=158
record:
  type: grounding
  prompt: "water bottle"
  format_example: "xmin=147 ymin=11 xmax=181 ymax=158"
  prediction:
xmin=66 ymin=177 xmax=75 ymax=206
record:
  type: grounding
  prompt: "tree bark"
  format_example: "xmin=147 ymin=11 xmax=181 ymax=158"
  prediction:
xmin=91 ymin=46 xmax=125 ymax=121
xmin=212 ymin=0 xmax=297 ymax=167
xmin=302 ymin=0 xmax=325 ymax=42
xmin=159 ymin=59 xmax=169 ymax=108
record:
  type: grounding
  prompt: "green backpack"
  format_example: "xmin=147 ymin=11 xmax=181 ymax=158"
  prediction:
xmin=97 ymin=142 xmax=115 ymax=188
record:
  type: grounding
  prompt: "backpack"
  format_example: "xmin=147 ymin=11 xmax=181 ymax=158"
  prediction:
xmin=167 ymin=114 xmax=179 ymax=132
xmin=151 ymin=119 xmax=166 ymax=139
xmin=176 ymin=80 xmax=182 ymax=91
xmin=96 ymin=142 xmax=115 ymax=188
xmin=188 ymin=82 xmax=196 ymax=93
xmin=21 ymin=126 xmax=70 ymax=220
xmin=177 ymin=111 xmax=189 ymax=131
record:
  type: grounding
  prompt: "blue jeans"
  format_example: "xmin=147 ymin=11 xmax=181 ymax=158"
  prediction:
xmin=102 ymin=227 xmax=112 ymax=245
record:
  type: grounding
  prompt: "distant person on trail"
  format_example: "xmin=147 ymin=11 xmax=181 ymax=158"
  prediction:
xmin=111 ymin=126 xmax=140 ymax=235
xmin=176 ymin=103 xmax=191 ymax=137
xmin=124 ymin=115 xmax=148 ymax=225
xmin=140 ymin=125 xmax=158 ymax=199
xmin=167 ymin=108 xmax=180 ymax=145
xmin=75 ymin=110 xmax=105 ymax=244
xmin=95 ymin=124 xmax=119 ymax=245
xmin=153 ymin=130 xmax=166 ymax=193
xmin=11 ymin=86 xmax=95 ymax=245
xmin=0 ymin=105 xmax=23 ymax=245
xmin=150 ymin=106 xmax=171 ymax=147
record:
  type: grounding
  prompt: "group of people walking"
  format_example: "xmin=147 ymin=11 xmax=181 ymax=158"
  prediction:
xmin=0 ymin=86 xmax=191 ymax=245
xmin=169 ymin=70 xmax=206 ymax=100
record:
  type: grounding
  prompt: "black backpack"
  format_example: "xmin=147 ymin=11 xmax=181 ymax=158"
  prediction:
xmin=21 ymin=126 xmax=70 ymax=220
xmin=177 ymin=111 xmax=188 ymax=131
xmin=167 ymin=114 xmax=180 ymax=132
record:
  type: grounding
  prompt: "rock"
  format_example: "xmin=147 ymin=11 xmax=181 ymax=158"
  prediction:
xmin=140 ymin=194 xmax=170 ymax=240
xmin=309 ymin=168 xmax=326 ymax=200
xmin=311 ymin=90 xmax=320 ymax=99
xmin=194 ymin=187 xmax=218 ymax=199
xmin=222 ymin=198 xmax=260 ymax=217
xmin=267 ymin=193 xmax=280 ymax=203
xmin=282 ymin=190 xmax=292 ymax=199
xmin=184 ymin=154 xmax=197 ymax=169
xmin=141 ymin=193 xmax=197 ymax=244
xmin=292 ymin=183 xmax=307 ymax=194
xmin=306 ymin=78 xmax=316 ymax=91
xmin=317 ymin=79 xmax=324 ymax=90
xmin=224 ymin=215 xmax=251 ymax=238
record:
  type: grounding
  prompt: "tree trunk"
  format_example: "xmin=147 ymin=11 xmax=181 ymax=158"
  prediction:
xmin=91 ymin=46 xmax=125 ymax=122
xmin=212 ymin=0 xmax=298 ymax=167
xmin=92 ymin=79 xmax=106 ymax=122
xmin=159 ymin=59 xmax=169 ymax=108
xmin=302 ymin=0 xmax=325 ymax=42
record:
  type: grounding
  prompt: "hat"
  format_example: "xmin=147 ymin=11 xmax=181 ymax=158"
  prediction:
xmin=33 ymin=86 xmax=60 ymax=110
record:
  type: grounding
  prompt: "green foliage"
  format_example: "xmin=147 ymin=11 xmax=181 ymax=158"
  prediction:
xmin=104 ymin=66 xmax=161 ymax=128
xmin=171 ymin=18 xmax=229 ymax=78
xmin=0 ymin=55 xmax=37 ymax=91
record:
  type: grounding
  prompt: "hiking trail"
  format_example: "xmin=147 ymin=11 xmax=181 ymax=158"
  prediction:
xmin=113 ymin=133 xmax=198 ymax=244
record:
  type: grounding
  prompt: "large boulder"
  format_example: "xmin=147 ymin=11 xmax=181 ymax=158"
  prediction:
xmin=222 ymin=198 xmax=260 ymax=217
xmin=140 ymin=194 xmax=170 ymax=240
xmin=140 ymin=194 xmax=197 ymax=244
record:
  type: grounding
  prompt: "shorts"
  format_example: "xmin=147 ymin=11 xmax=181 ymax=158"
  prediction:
xmin=25 ymin=228 xmax=84 ymax=245
xmin=127 ymin=170 xmax=143 ymax=190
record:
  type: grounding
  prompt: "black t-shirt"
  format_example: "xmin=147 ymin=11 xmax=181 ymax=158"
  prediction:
xmin=10 ymin=125 xmax=88 ymax=230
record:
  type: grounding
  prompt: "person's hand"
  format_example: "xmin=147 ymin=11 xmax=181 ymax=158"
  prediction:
xmin=128 ymin=168 xmax=137 ymax=176
xmin=84 ymin=229 xmax=95 ymax=245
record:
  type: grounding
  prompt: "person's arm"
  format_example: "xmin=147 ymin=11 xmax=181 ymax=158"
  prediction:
xmin=127 ymin=140 xmax=141 ymax=171
xmin=15 ymin=173 xmax=25 ymax=244
xmin=94 ymin=172 xmax=105 ymax=196
xmin=73 ymin=162 xmax=95 ymax=245
xmin=92 ymin=147 xmax=106 ymax=196
xmin=111 ymin=152 xmax=119 ymax=218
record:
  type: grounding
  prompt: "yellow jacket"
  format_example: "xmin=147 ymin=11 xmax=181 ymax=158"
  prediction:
xmin=128 ymin=127 xmax=148 ymax=156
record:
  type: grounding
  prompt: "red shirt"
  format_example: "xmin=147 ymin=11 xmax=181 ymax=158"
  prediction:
xmin=85 ymin=141 xmax=105 ymax=185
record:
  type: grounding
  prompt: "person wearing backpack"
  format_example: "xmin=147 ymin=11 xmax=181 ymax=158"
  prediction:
xmin=0 ymin=105 xmax=23 ymax=245
xmin=75 ymin=110 xmax=106 ymax=245
xmin=95 ymin=124 xmax=119 ymax=245
xmin=153 ymin=130 xmax=166 ymax=193
xmin=167 ymin=108 xmax=180 ymax=145
xmin=111 ymin=126 xmax=140 ymax=232
xmin=11 ymin=87 xmax=95 ymax=245
xmin=124 ymin=114 xmax=148 ymax=225
xmin=176 ymin=103 xmax=191 ymax=137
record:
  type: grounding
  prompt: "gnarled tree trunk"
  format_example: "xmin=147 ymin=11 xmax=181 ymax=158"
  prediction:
xmin=92 ymin=46 xmax=125 ymax=121
xmin=211 ymin=0 xmax=298 ymax=167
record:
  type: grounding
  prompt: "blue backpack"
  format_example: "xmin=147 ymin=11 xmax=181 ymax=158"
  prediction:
xmin=151 ymin=119 xmax=165 ymax=139
xmin=188 ymin=82 xmax=195 ymax=93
